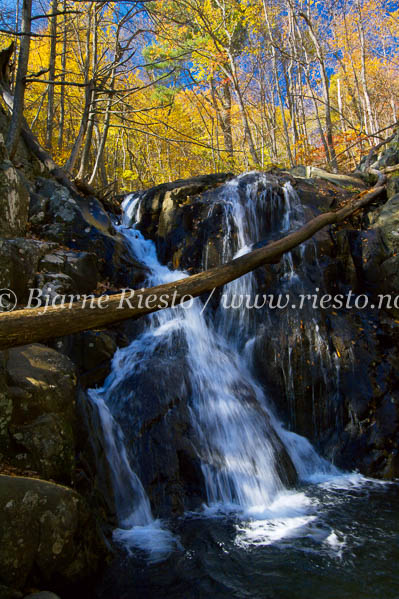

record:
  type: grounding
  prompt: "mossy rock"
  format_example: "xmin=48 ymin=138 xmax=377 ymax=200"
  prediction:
xmin=0 ymin=345 xmax=77 ymax=484
xmin=0 ymin=475 xmax=106 ymax=594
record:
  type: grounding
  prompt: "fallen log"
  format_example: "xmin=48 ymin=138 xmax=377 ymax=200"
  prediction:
xmin=0 ymin=183 xmax=386 ymax=350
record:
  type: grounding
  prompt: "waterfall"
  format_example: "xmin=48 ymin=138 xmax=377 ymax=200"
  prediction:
xmin=88 ymin=172 xmax=339 ymax=558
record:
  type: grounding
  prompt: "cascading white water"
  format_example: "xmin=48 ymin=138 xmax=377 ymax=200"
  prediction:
xmin=88 ymin=172 xmax=341 ymax=558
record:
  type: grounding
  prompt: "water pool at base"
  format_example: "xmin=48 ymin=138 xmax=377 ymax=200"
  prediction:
xmin=96 ymin=477 xmax=399 ymax=599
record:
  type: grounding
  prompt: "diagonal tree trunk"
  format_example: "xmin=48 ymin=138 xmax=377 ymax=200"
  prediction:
xmin=0 ymin=181 xmax=386 ymax=350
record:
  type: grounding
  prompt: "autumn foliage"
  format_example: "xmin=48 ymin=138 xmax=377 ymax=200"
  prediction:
xmin=1 ymin=0 xmax=398 ymax=190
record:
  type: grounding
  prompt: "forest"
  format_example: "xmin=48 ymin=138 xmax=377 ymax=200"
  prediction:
xmin=1 ymin=0 xmax=398 ymax=191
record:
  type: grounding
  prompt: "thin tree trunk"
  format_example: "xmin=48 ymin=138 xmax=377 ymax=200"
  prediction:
xmin=89 ymin=100 xmax=112 ymax=186
xmin=299 ymin=10 xmax=337 ymax=171
xmin=30 ymin=86 xmax=48 ymax=131
xmin=65 ymin=7 xmax=92 ymax=173
xmin=6 ymin=0 xmax=32 ymax=159
xmin=219 ymin=81 xmax=233 ymax=159
xmin=262 ymin=0 xmax=294 ymax=167
xmin=227 ymin=56 xmax=259 ymax=164
xmin=45 ymin=0 xmax=57 ymax=150
xmin=12 ymin=0 xmax=20 ymax=90
xmin=57 ymin=0 xmax=67 ymax=151
xmin=356 ymin=0 xmax=375 ymax=138
xmin=210 ymin=78 xmax=234 ymax=161
xmin=77 ymin=5 xmax=98 ymax=180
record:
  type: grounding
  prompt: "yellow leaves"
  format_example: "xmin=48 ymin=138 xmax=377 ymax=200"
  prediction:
xmin=122 ymin=170 xmax=139 ymax=182
xmin=0 ymin=35 xmax=14 ymax=51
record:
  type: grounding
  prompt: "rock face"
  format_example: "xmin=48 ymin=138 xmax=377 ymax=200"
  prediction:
xmin=30 ymin=177 xmax=145 ymax=288
xmin=37 ymin=249 xmax=99 ymax=296
xmin=0 ymin=110 xmax=116 ymax=598
xmin=0 ymin=344 xmax=77 ymax=484
xmin=105 ymin=340 xmax=206 ymax=518
xmin=0 ymin=238 xmax=57 ymax=305
xmin=0 ymin=132 xmax=29 ymax=238
xmin=129 ymin=172 xmax=399 ymax=483
xmin=131 ymin=172 xmax=234 ymax=268
xmin=0 ymin=475 xmax=104 ymax=595
xmin=50 ymin=329 xmax=118 ymax=389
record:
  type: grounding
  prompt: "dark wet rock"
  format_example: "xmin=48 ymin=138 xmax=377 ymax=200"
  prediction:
xmin=365 ymin=130 xmax=399 ymax=171
xmin=0 ymin=344 xmax=77 ymax=484
xmin=35 ymin=272 xmax=77 ymax=302
xmin=106 ymin=342 xmax=204 ymax=517
xmin=371 ymin=192 xmax=399 ymax=252
xmin=136 ymin=172 xmax=358 ymax=275
xmin=38 ymin=249 xmax=99 ymax=294
xmin=367 ymin=193 xmax=399 ymax=314
xmin=375 ymin=146 xmax=399 ymax=168
xmin=134 ymin=173 xmax=234 ymax=268
xmin=131 ymin=172 xmax=233 ymax=232
xmin=50 ymin=330 xmax=118 ymax=389
xmin=291 ymin=177 xmax=342 ymax=212
xmin=0 ymin=239 xmax=99 ymax=309
xmin=0 ymin=238 xmax=57 ymax=306
xmin=30 ymin=178 xmax=145 ymax=287
xmin=129 ymin=170 xmax=399 ymax=482
xmin=0 ymin=475 xmax=106 ymax=595
xmin=379 ymin=256 xmax=399 ymax=294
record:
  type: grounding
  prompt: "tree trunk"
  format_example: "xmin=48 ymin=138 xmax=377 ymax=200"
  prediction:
xmin=77 ymin=5 xmax=98 ymax=180
xmin=262 ymin=1 xmax=294 ymax=167
xmin=0 ymin=182 xmax=385 ymax=350
xmin=6 ymin=0 xmax=32 ymax=159
xmin=12 ymin=0 xmax=20 ymax=90
xmin=299 ymin=10 xmax=337 ymax=171
xmin=65 ymin=7 xmax=92 ymax=173
xmin=219 ymin=81 xmax=233 ymax=159
xmin=45 ymin=0 xmax=57 ymax=150
xmin=0 ymin=80 xmax=77 ymax=193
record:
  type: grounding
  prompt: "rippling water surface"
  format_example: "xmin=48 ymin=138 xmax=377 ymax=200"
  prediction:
xmin=97 ymin=477 xmax=399 ymax=599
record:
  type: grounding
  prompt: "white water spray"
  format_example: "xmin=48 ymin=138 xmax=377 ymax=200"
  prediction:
xmin=88 ymin=173 xmax=344 ymax=558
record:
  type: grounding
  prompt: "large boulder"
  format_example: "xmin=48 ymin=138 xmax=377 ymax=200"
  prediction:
xmin=369 ymin=193 xmax=399 ymax=311
xmin=0 ymin=239 xmax=57 ymax=306
xmin=0 ymin=475 xmax=105 ymax=595
xmin=0 ymin=133 xmax=29 ymax=238
xmin=30 ymin=178 xmax=145 ymax=287
xmin=0 ymin=239 xmax=101 ymax=308
xmin=372 ymin=193 xmax=399 ymax=253
xmin=104 ymin=342 xmax=204 ymax=517
xmin=37 ymin=249 xmax=99 ymax=295
xmin=0 ymin=344 xmax=77 ymax=484
xmin=133 ymin=172 xmax=234 ymax=268
xmin=375 ymin=146 xmax=399 ymax=169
